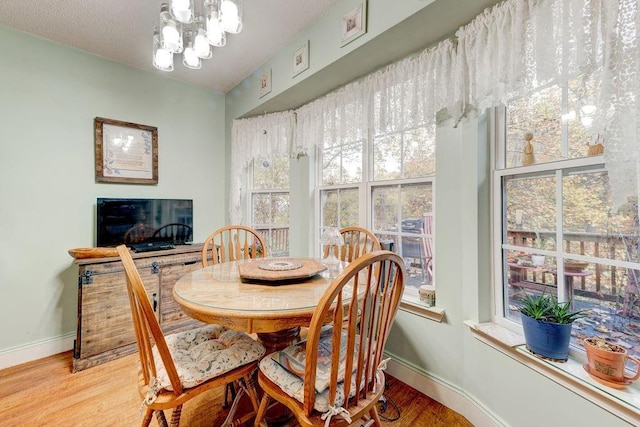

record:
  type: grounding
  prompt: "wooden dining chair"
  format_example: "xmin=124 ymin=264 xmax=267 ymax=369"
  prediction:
xmin=202 ymin=224 xmax=268 ymax=267
xmin=107 ymin=244 xmax=265 ymax=427
xmin=254 ymin=250 xmax=406 ymax=427
xmin=323 ymin=226 xmax=381 ymax=262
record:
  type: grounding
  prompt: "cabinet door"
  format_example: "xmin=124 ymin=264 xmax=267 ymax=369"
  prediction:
xmin=160 ymin=261 xmax=204 ymax=333
xmin=78 ymin=265 xmax=159 ymax=359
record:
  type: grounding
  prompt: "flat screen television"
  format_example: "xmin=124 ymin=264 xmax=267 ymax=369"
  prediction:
xmin=97 ymin=198 xmax=193 ymax=247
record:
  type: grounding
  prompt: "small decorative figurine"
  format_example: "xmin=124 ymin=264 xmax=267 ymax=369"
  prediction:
xmin=522 ymin=132 xmax=535 ymax=166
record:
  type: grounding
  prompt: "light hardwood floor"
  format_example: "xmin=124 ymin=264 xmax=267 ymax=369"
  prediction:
xmin=0 ymin=351 xmax=472 ymax=426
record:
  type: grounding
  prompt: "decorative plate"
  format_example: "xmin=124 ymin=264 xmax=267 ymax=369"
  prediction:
xmin=259 ymin=259 xmax=303 ymax=271
xmin=237 ymin=258 xmax=327 ymax=283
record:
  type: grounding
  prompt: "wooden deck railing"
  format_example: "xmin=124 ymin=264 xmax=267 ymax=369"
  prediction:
xmin=507 ymin=229 xmax=639 ymax=301
xmin=256 ymin=227 xmax=290 ymax=257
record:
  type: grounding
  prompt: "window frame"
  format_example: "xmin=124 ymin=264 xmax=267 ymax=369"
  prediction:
xmin=315 ymin=124 xmax=437 ymax=307
xmin=492 ymin=105 xmax=610 ymax=334
xmin=248 ymin=157 xmax=291 ymax=257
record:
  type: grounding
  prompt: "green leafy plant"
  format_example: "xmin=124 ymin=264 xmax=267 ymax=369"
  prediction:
xmin=534 ymin=230 xmax=554 ymax=249
xmin=519 ymin=292 xmax=586 ymax=324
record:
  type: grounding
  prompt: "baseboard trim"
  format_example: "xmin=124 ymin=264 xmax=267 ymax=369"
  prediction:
xmin=0 ymin=333 xmax=75 ymax=371
xmin=385 ymin=354 xmax=505 ymax=427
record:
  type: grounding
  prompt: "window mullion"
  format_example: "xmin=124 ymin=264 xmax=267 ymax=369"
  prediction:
xmin=555 ymin=169 xmax=567 ymax=302
xmin=561 ymin=84 xmax=569 ymax=158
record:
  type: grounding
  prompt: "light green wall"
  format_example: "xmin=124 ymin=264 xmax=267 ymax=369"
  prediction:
xmin=0 ymin=25 xmax=226 ymax=351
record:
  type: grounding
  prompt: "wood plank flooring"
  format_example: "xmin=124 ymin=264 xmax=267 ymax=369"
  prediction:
xmin=0 ymin=351 xmax=472 ymax=426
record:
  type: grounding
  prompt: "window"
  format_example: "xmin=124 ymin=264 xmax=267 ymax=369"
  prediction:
xmin=318 ymin=114 xmax=364 ymax=230
xmin=251 ymin=157 xmax=290 ymax=257
xmin=494 ymin=74 xmax=640 ymax=359
xmin=317 ymin=116 xmax=436 ymax=304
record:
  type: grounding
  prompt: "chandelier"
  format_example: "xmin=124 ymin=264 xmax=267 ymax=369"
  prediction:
xmin=153 ymin=0 xmax=243 ymax=72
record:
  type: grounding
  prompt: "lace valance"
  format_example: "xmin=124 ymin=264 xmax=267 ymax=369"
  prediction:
xmin=230 ymin=111 xmax=295 ymax=223
xmin=231 ymin=0 xmax=639 ymax=215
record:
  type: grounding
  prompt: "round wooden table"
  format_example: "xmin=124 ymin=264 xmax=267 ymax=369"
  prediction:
xmin=173 ymin=258 xmax=347 ymax=351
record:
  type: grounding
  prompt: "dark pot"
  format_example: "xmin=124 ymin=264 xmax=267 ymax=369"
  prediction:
xmin=521 ymin=313 xmax=573 ymax=361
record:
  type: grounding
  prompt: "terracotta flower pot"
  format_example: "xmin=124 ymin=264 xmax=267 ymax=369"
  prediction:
xmin=583 ymin=337 xmax=640 ymax=384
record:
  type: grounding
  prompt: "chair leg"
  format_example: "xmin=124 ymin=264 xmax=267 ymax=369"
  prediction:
xmin=254 ymin=394 xmax=271 ymax=427
xmin=243 ymin=374 xmax=261 ymax=413
xmin=154 ymin=409 xmax=169 ymax=427
xmin=141 ymin=407 xmax=154 ymax=427
xmin=221 ymin=381 xmax=247 ymax=427
xmin=368 ymin=406 xmax=382 ymax=427
xmin=169 ymin=404 xmax=183 ymax=427
xmin=223 ymin=382 xmax=237 ymax=408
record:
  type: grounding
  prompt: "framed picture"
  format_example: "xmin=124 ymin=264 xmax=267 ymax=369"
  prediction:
xmin=94 ymin=117 xmax=158 ymax=185
xmin=259 ymin=68 xmax=272 ymax=98
xmin=292 ymin=40 xmax=310 ymax=77
xmin=341 ymin=1 xmax=367 ymax=47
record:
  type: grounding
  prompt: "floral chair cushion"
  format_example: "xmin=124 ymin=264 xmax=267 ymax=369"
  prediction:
xmin=259 ymin=353 xmax=383 ymax=414
xmin=274 ymin=327 xmax=358 ymax=393
xmin=152 ymin=324 xmax=265 ymax=391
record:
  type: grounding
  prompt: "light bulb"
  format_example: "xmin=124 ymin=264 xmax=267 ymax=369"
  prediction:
xmin=221 ymin=0 xmax=242 ymax=33
xmin=162 ymin=22 xmax=182 ymax=53
xmin=171 ymin=0 xmax=193 ymax=23
xmin=206 ymin=13 xmax=226 ymax=47
xmin=221 ymin=1 xmax=237 ymax=18
xmin=173 ymin=9 xmax=192 ymax=23
xmin=154 ymin=48 xmax=173 ymax=71
xmin=194 ymin=31 xmax=211 ymax=58
xmin=183 ymin=47 xmax=201 ymax=69
xmin=162 ymin=24 xmax=179 ymax=44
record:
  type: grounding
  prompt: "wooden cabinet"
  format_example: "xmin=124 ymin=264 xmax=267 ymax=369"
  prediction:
xmin=71 ymin=245 xmax=207 ymax=372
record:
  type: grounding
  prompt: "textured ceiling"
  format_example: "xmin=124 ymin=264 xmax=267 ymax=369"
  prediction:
xmin=0 ymin=0 xmax=339 ymax=93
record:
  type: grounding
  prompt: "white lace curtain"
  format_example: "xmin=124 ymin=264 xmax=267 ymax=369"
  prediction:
xmin=231 ymin=0 xmax=639 ymax=216
xmin=456 ymin=0 xmax=639 ymax=209
xmin=230 ymin=111 xmax=295 ymax=223
xmin=295 ymin=38 xmax=459 ymax=151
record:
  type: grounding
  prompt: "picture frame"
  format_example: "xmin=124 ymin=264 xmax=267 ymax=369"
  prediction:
xmin=341 ymin=1 xmax=367 ymax=47
xmin=94 ymin=117 xmax=158 ymax=185
xmin=292 ymin=40 xmax=310 ymax=77
xmin=259 ymin=68 xmax=272 ymax=98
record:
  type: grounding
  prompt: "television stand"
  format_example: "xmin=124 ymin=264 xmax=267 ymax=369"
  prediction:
xmin=70 ymin=244 xmax=211 ymax=371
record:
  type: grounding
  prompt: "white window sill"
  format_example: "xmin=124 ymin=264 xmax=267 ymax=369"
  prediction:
xmin=464 ymin=320 xmax=640 ymax=424
xmin=400 ymin=300 xmax=445 ymax=322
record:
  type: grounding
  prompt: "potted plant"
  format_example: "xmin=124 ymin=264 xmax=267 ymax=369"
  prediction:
xmin=519 ymin=292 xmax=585 ymax=361
xmin=583 ymin=337 xmax=640 ymax=385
